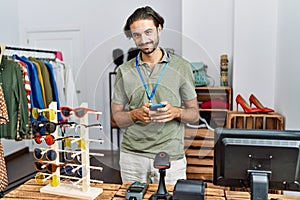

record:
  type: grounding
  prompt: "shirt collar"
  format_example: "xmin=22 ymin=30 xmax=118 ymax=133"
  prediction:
xmin=137 ymin=47 xmax=170 ymax=66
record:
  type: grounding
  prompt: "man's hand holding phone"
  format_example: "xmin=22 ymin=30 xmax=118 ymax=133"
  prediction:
xmin=149 ymin=102 xmax=178 ymax=123
xmin=149 ymin=103 xmax=166 ymax=111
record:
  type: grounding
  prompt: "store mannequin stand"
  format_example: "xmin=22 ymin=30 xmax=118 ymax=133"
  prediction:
xmin=150 ymin=152 xmax=173 ymax=200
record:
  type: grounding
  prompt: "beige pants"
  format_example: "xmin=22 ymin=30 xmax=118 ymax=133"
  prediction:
xmin=120 ymin=151 xmax=186 ymax=185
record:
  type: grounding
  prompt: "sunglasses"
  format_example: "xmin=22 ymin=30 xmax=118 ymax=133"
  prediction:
xmin=63 ymin=149 xmax=82 ymax=164
xmin=34 ymin=161 xmax=66 ymax=173
xmin=62 ymin=137 xmax=86 ymax=164
xmin=64 ymin=164 xmax=83 ymax=177
xmin=33 ymin=148 xmax=57 ymax=161
xmin=64 ymin=136 xmax=86 ymax=149
xmin=35 ymin=172 xmax=59 ymax=187
xmin=60 ymin=106 xmax=99 ymax=120
xmin=61 ymin=123 xmax=103 ymax=137
xmin=32 ymin=108 xmax=56 ymax=121
xmin=63 ymin=148 xmax=105 ymax=166
xmin=34 ymin=134 xmax=71 ymax=146
xmin=32 ymin=121 xmax=77 ymax=134
xmin=76 ymin=123 xmax=103 ymax=129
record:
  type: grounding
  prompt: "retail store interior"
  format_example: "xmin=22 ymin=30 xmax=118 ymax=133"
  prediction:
xmin=1 ymin=0 xmax=300 ymax=199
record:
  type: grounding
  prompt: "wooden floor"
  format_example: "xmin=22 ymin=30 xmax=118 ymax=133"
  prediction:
xmin=3 ymin=148 xmax=122 ymax=195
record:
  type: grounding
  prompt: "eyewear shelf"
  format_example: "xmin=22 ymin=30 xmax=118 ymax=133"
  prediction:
xmin=33 ymin=102 xmax=104 ymax=199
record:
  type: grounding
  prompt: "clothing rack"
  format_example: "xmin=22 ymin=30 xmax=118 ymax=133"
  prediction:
xmin=3 ymin=45 xmax=63 ymax=61
xmin=5 ymin=46 xmax=57 ymax=54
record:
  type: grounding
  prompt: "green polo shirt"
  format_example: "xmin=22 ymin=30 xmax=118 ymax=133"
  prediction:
xmin=112 ymin=48 xmax=196 ymax=160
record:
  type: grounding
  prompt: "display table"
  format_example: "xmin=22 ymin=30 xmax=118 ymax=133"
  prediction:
xmin=2 ymin=179 xmax=300 ymax=200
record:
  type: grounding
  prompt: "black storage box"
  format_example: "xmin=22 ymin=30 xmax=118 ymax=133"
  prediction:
xmin=173 ymin=179 xmax=206 ymax=200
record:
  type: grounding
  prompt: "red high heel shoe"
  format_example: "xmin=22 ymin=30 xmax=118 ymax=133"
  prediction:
xmin=236 ymin=94 xmax=262 ymax=113
xmin=249 ymin=94 xmax=274 ymax=113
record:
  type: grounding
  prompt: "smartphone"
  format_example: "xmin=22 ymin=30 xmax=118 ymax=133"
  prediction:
xmin=149 ymin=103 xmax=166 ymax=111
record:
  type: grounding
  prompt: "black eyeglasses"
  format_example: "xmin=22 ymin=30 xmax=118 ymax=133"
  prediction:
xmin=32 ymin=121 xmax=76 ymax=134
xmin=60 ymin=122 xmax=103 ymax=137
xmin=75 ymin=123 xmax=103 ymax=129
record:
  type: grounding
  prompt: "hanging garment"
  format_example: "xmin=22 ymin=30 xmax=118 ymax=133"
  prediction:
xmin=0 ymin=84 xmax=9 ymax=124
xmin=14 ymin=55 xmax=44 ymax=109
xmin=29 ymin=59 xmax=47 ymax=107
xmin=43 ymin=60 xmax=62 ymax=120
xmin=29 ymin=57 xmax=53 ymax=107
xmin=51 ymin=59 xmax=78 ymax=107
xmin=0 ymin=57 xmax=29 ymax=139
xmin=17 ymin=60 xmax=32 ymax=137
xmin=18 ymin=60 xmax=31 ymax=113
xmin=50 ymin=60 xmax=66 ymax=105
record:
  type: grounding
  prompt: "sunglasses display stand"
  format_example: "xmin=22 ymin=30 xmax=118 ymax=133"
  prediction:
xmin=39 ymin=102 xmax=103 ymax=200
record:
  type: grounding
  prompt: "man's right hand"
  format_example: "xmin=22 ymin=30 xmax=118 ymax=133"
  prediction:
xmin=130 ymin=102 xmax=151 ymax=123
xmin=111 ymin=102 xmax=152 ymax=128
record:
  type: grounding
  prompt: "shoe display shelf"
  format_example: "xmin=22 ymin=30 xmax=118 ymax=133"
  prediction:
xmin=226 ymin=111 xmax=284 ymax=130
xmin=37 ymin=102 xmax=104 ymax=200
xmin=185 ymin=86 xmax=232 ymax=182
xmin=196 ymin=86 xmax=232 ymax=127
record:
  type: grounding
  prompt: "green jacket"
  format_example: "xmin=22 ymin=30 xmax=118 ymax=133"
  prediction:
xmin=0 ymin=57 xmax=29 ymax=139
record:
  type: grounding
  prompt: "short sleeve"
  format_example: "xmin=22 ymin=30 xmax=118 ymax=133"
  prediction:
xmin=112 ymin=68 xmax=129 ymax=105
xmin=180 ymin=62 xmax=197 ymax=101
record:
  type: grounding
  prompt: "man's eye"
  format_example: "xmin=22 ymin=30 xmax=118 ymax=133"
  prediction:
xmin=145 ymin=30 xmax=153 ymax=35
xmin=132 ymin=33 xmax=141 ymax=38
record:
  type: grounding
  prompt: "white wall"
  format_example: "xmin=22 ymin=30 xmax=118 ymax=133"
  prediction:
xmin=182 ymin=0 xmax=234 ymax=85
xmin=275 ymin=0 xmax=300 ymax=130
xmin=232 ymin=0 xmax=278 ymax=110
xmin=0 ymin=0 xmax=19 ymax=45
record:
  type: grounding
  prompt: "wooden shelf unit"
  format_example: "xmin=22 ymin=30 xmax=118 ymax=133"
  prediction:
xmin=195 ymin=86 xmax=232 ymax=128
xmin=185 ymin=128 xmax=214 ymax=182
xmin=185 ymin=86 xmax=232 ymax=182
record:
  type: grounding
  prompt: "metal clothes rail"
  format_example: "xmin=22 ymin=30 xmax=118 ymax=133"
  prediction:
xmin=5 ymin=46 xmax=57 ymax=54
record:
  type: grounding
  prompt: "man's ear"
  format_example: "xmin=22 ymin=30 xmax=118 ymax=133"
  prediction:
xmin=157 ymin=24 xmax=162 ymax=35
xmin=158 ymin=24 xmax=163 ymax=31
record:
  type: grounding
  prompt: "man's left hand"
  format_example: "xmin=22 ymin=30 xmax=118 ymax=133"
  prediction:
xmin=149 ymin=101 xmax=181 ymax=123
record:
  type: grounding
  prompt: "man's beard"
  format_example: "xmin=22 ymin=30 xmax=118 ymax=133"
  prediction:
xmin=137 ymin=40 xmax=159 ymax=55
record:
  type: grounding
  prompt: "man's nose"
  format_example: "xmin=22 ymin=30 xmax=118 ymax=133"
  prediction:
xmin=141 ymin=33 xmax=150 ymax=43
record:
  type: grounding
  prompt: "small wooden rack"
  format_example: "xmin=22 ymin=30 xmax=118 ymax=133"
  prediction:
xmin=226 ymin=111 xmax=284 ymax=130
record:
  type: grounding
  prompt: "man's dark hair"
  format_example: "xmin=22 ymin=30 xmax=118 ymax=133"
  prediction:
xmin=124 ymin=6 xmax=164 ymax=38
